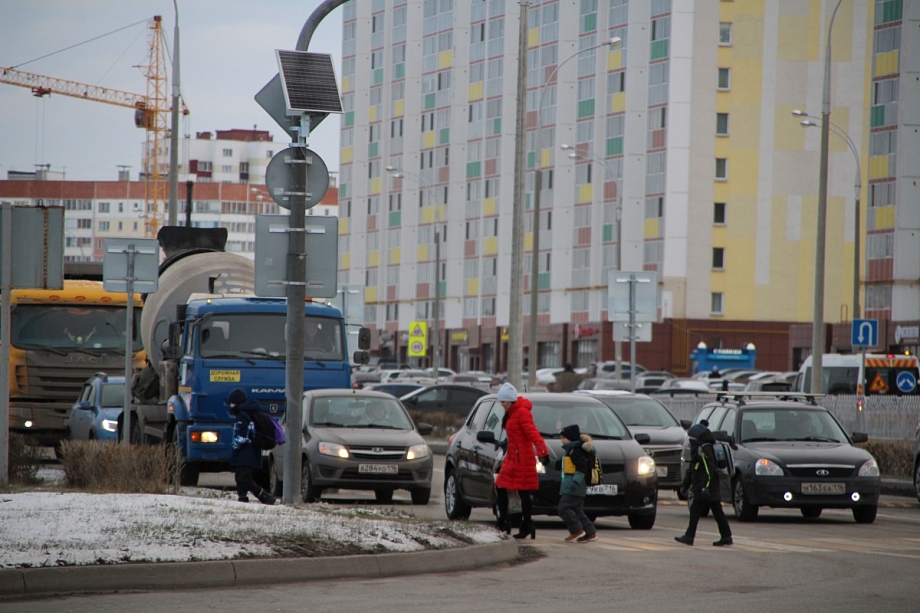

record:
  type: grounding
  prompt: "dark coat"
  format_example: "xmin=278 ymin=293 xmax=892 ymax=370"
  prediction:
xmin=230 ymin=398 xmax=263 ymax=469
xmin=681 ymin=441 xmax=723 ymax=502
xmin=496 ymin=396 xmax=549 ymax=491
xmin=552 ymin=371 xmax=581 ymax=393
xmin=558 ymin=435 xmax=595 ymax=498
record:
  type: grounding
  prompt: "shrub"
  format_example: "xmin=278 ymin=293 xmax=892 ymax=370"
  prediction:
xmin=858 ymin=439 xmax=914 ymax=477
xmin=59 ymin=440 xmax=175 ymax=493
xmin=7 ymin=433 xmax=45 ymax=484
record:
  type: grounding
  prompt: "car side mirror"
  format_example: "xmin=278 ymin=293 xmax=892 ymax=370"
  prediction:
xmin=850 ymin=432 xmax=869 ymax=444
xmin=416 ymin=422 xmax=433 ymax=436
xmin=680 ymin=419 xmax=692 ymax=430
xmin=77 ymin=401 xmax=93 ymax=410
xmin=713 ymin=430 xmax=730 ymax=443
xmin=476 ymin=430 xmax=497 ymax=444
xmin=633 ymin=432 xmax=651 ymax=445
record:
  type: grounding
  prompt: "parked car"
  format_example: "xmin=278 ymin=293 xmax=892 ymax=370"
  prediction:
xmin=399 ymin=384 xmax=489 ymax=417
xmin=364 ymin=382 xmax=425 ymax=398
xmin=577 ymin=390 xmax=688 ymax=491
xmin=265 ymin=389 xmax=434 ymax=504
xmin=423 ymin=367 xmax=457 ymax=382
xmin=653 ymin=378 xmax=714 ymax=395
xmin=576 ymin=378 xmax=632 ymax=392
xmin=443 ymin=392 xmax=658 ymax=528
xmin=594 ymin=362 xmax=647 ymax=378
xmin=633 ymin=371 xmax=676 ymax=391
xmin=681 ymin=392 xmax=881 ymax=523
xmin=351 ymin=370 xmax=383 ymax=389
xmin=744 ymin=377 xmax=793 ymax=392
xmin=67 ymin=374 xmax=126 ymax=442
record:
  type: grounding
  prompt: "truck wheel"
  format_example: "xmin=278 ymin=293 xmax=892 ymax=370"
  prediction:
xmin=130 ymin=420 xmax=143 ymax=445
xmin=179 ymin=462 xmax=200 ymax=487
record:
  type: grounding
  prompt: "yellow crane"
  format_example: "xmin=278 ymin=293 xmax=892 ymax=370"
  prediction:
xmin=0 ymin=15 xmax=185 ymax=237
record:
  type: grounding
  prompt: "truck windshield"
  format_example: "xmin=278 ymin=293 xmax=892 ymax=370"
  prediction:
xmin=198 ymin=314 xmax=343 ymax=361
xmin=10 ymin=305 xmax=143 ymax=352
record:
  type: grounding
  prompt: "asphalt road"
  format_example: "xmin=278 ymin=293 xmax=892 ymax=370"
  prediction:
xmin=9 ymin=454 xmax=919 ymax=611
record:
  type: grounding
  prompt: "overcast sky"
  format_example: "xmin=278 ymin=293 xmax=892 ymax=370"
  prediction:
xmin=0 ymin=1 xmax=344 ymax=181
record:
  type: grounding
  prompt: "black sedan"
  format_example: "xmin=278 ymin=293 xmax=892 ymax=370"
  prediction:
xmin=682 ymin=393 xmax=881 ymax=523
xmin=443 ymin=393 xmax=658 ymax=529
xmin=576 ymin=390 xmax=688 ymax=491
xmin=265 ymin=389 xmax=434 ymax=505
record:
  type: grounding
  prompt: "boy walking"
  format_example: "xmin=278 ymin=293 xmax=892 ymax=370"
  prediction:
xmin=556 ymin=424 xmax=597 ymax=543
xmin=227 ymin=388 xmax=276 ymax=505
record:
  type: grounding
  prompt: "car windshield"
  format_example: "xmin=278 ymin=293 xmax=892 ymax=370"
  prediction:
xmin=308 ymin=397 xmax=414 ymax=430
xmin=11 ymin=305 xmax=143 ymax=352
xmin=594 ymin=396 xmax=679 ymax=428
xmin=530 ymin=398 xmax=630 ymax=439
xmin=739 ymin=408 xmax=848 ymax=443
xmin=100 ymin=383 xmax=125 ymax=408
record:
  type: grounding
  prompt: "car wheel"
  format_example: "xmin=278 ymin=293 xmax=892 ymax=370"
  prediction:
xmin=801 ymin=507 xmax=822 ymax=519
xmin=443 ymin=468 xmax=471 ymax=520
xmin=375 ymin=489 xmax=394 ymax=503
xmin=628 ymin=511 xmax=656 ymax=530
xmin=411 ymin=487 xmax=431 ymax=505
xmin=852 ymin=504 xmax=878 ymax=524
xmin=686 ymin=490 xmax=710 ymax=517
xmin=269 ymin=459 xmax=283 ymax=497
xmin=301 ymin=459 xmax=321 ymax=503
xmin=914 ymin=459 xmax=920 ymax=504
xmin=130 ymin=420 xmax=143 ymax=445
xmin=732 ymin=478 xmax=759 ymax=522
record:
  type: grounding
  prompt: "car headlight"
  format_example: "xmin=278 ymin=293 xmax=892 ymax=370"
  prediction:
xmin=858 ymin=457 xmax=880 ymax=477
xmin=101 ymin=419 xmax=118 ymax=433
xmin=318 ymin=441 xmax=349 ymax=459
xmin=406 ymin=444 xmax=429 ymax=460
xmin=755 ymin=458 xmax=783 ymax=476
xmin=637 ymin=455 xmax=655 ymax=476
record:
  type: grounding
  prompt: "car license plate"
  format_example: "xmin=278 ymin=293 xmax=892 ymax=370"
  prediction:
xmin=801 ymin=482 xmax=845 ymax=494
xmin=586 ymin=484 xmax=617 ymax=496
xmin=656 ymin=466 xmax=668 ymax=477
xmin=358 ymin=464 xmax=398 ymax=474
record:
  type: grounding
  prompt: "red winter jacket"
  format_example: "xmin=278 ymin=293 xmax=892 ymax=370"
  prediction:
xmin=496 ymin=396 xmax=549 ymax=491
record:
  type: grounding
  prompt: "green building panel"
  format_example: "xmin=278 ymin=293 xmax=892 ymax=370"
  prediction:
xmin=651 ymin=39 xmax=669 ymax=60
xmin=577 ymin=99 xmax=595 ymax=118
xmin=389 ymin=211 xmax=401 ymax=227
xmin=466 ymin=161 xmax=481 ymax=178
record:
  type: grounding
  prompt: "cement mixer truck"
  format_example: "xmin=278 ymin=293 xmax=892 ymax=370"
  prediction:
xmin=125 ymin=227 xmax=362 ymax=485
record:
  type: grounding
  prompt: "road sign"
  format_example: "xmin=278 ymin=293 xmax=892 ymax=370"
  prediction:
xmin=254 ymin=215 xmax=338 ymax=298
xmin=851 ymin=319 xmax=878 ymax=347
xmin=264 ymin=147 xmax=330 ymax=210
xmin=408 ymin=321 xmax=427 ymax=357
xmin=608 ymin=271 xmax=658 ymax=322
xmin=868 ymin=373 xmax=888 ymax=393
xmin=613 ymin=322 xmax=652 ymax=343
xmin=896 ymin=371 xmax=917 ymax=394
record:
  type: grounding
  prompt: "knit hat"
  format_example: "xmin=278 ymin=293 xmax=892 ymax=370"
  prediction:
xmin=227 ymin=388 xmax=248 ymax=406
xmin=496 ymin=382 xmax=518 ymax=402
xmin=560 ymin=424 xmax=581 ymax=441
xmin=687 ymin=423 xmax=709 ymax=439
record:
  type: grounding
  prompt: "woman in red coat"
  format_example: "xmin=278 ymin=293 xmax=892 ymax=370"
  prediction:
xmin=495 ymin=383 xmax=550 ymax=539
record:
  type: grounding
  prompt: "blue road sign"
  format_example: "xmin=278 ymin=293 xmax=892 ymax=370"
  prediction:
xmin=896 ymin=371 xmax=917 ymax=394
xmin=851 ymin=319 xmax=878 ymax=347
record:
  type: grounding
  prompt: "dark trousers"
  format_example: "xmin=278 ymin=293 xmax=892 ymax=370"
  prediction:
xmin=558 ymin=494 xmax=595 ymax=535
xmin=235 ymin=466 xmax=262 ymax=499
xmin=686 ymin=499 xmax=732 ymax=539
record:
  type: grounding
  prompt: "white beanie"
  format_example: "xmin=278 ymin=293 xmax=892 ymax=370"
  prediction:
xmin=496 ymin=382 xmax=518 ymax=402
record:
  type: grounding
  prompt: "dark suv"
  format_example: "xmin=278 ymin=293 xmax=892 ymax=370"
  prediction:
xmin=682 ymin=392 xmax=881 ymax=523
xmin=913 ymin=424 xmax=920 ymax=504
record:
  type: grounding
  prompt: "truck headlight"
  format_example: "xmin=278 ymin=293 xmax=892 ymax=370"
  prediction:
xmin=190 ymin=431 xmax=219 ymax=443
xmin=319 ymin=442 xmax=349 ymax=458
xmin=755 ymin=459 xmax=783 ymax=476
xmin=406 ymin=444 xmax=429 ymax=460
xmin=858 ymin=457 xmax=880 ymax=477
xmin=101 ymin=419 xmax=118 ymax=433
xmin=637 ymin=456 xmax=655 ymax=476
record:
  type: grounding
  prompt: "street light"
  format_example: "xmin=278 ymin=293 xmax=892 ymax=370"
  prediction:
xmin=527 ymin=36 xmax=621 ymax=388
xmin=386 ymin=166 xmax=441 ymax=375
xmin=809 ymin=0 xmax=844 ymax=393
xmin=792 ymin=109 xmax=862 ymax=319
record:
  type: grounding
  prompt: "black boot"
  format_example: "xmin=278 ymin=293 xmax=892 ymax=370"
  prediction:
xmin=256 ymin=489 xmax=276 ymax=505
xmin=513 ymin=519 xmax=535 ymax=540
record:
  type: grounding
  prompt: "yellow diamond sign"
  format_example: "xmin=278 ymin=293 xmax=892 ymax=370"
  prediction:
xmin=408 ymin=321 xmax=427 ymax=357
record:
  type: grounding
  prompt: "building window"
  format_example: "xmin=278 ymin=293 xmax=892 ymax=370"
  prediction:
xmin=711 ymin=292 xmax=724 ymax=315
xmin=713 ymin=202 xmax=726 ymax=225
xmin=98 ymin=202 xmax=110 ymax=213
xmin=222 ymin=165 xmax=233 ymax=173
xmin=719 ymin=22 xmax=732 ymax=45
xmin=716 ymin=112 xmax=729 ymax=136
xmin=712 ymin=247 xmax=725 ymax=270
xmin=222 ymin=148 xmax=233 ymax=157
xmin=715 ymin=158 xmax=727 ymax=180
xmin=99 ymin=221 xmax=110 ymax=231
xmin=717 ymin=67 xmax=731 ymax=90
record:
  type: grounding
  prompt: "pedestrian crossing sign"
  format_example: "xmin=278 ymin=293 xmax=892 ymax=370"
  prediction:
xmin=869 ymin=373 xmax=888 ymax=393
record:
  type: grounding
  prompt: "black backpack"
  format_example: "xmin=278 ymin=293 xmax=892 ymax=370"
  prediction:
xmin=246 ymin=410 xmax=278 ymax=450
xmin=704 ymin=442 xmax=729 ymax=475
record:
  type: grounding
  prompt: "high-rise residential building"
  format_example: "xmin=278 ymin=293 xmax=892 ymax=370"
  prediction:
xmin=338 ymin=0 xmax=918 ymax=373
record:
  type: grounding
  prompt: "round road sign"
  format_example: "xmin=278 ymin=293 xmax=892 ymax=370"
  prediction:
xmin=410 ymin=341 xmax=424 ymax=354
xmin=896 ymin=371 xmax=917 ymax=394
xmin=264 ymin=147 xmax=329 ymax=210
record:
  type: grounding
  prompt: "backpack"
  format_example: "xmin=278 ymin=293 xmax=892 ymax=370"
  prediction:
xmin=587 ymin=451 xmax=603 ymax=486
xmin=704 ymin=442 xmax=729 ymax=475
xmin=247 ymin=410 xmax=281 ymax=450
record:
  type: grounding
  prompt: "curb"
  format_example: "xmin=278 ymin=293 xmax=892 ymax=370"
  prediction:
xmin=0 ymin=540 xmax=518 ymax=599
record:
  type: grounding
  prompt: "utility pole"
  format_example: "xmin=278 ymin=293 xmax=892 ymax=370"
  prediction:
xmin=167 ymin=0 xmax=181 ymax=227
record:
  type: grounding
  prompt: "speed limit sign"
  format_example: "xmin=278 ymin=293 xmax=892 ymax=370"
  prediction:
xmin=410 ymin=340 xmax=424 ymax=354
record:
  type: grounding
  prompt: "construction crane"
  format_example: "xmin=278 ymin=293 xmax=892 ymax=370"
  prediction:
xmin=0 ymin=15 xmax=185 ymax=237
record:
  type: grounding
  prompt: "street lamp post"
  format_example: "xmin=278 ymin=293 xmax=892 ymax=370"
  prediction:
xmin=527 ymin=37 xmax=621 ymax=388
xmin=386 ymin=166 xmax=440 ymax=375
xmin=810 ymin=0 xmax=845 ymax=393
xmin=793 ymin=109 xmax=862 ymax=319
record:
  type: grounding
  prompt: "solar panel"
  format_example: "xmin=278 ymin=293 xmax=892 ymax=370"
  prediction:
xmin=276 ymin=50 xmax=342 ymax=115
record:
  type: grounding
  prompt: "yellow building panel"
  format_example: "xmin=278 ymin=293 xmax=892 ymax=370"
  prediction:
xmin=369 ymin=106 xmax=377 ymax=122
xmin=607 ymin=49 xmax=622 ymax=70
xmin=466 ymin=278 xmax=479 ymax=296
xmin=341 ymin=75 xmax=350 ymax=93
xmin=529 ymin=27 xmax=539 ymax=47
xmin=644 ymin=218 xmax=659 ymax=239
xmin=421 ymin=206 xmax=435 ymax=224
xmin=524 ymin=233 xmax=532 ymax=251
xmin=875 ymin=51 xmax=898 ymax=76
xmin=868 ymin=155 xmax=890 ymax=179
xmin=777 ymin=14 xmax=810 ymax=61
xmin=578 ymin=184 xmax=593 ymax=203
xmin=340 ymin=252 xmax=351 ymax=269
xmin=424 ymin=131 xmax=436 ymax=148
xmin=338 ymin=217 xmax=349 ymax=233
xmin=874 ymin=206 xmax=895 ymax=230
xmin=364 ymin=287 xmax=377 ymax=304
xmin=610 ymin=92 xmax=626 ymax=113
xmin=341 ymin=147 xmax=353 ymax=164
xmin=394 ymin=99 xmax=404 ymax=116
xmin=541 ymin=148 xmax=551 ymax=168
xmin=468 ymin=81 xmax=483 ymax=101
xmin=417 ymin=245 xmax=428 ymax=261
xmin=484 ymin=198 xmax=496 ymax=216
xmin=368 ymin=250 xmax=379 ymax=267
xmin=370 ymin=177 xmax=381 ymax=195
xmin=437 ymin=204 xmax=445 ymax=221
xmin=389 ymin=247 xmax=401 ymax=264
xmin=484 ymin=237 xmax=498 ymax=255
xmin=439 ymin=49 xmax=453 ymax=69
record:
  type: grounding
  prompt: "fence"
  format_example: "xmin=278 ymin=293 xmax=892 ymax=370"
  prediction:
xmin=654 ymin=394 xmax=920 ymax=442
